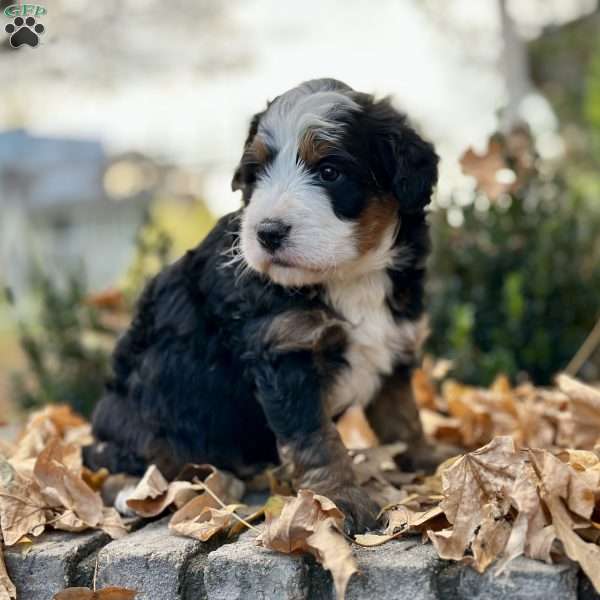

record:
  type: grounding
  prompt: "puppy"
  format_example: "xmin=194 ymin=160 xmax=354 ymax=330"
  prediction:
xmin=84 ymin=78 xmax=439 ymax=533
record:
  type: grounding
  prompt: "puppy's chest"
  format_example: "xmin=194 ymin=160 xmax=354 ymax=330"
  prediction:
xmin=323 ymin=272 xmax=416 ymax=414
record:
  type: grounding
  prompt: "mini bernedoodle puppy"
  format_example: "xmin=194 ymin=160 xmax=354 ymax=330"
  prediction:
xmin=84 ymin=78 xmax=439 ymax=533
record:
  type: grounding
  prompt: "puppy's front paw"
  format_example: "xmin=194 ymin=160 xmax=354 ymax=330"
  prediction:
xmin=329 ymin=486 xmax=379 ymax=535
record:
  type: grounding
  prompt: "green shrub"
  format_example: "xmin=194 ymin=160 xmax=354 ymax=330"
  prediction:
xmin=427 ymin=168 xmax=600 ymax=386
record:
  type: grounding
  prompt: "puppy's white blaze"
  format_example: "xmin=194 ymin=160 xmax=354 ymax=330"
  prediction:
xmin=260 ymin=89 xmax=358 ymax=149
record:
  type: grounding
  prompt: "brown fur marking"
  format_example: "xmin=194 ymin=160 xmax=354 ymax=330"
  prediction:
xmin=265 ymin=309 xmax=347 ymax=354
xmin=245 ymin=136 xmax=271 ymax=165
xmin=356 ymin=196 xmax=398 ymax=254
xmin=298 ymin=128 xmax=333 ymax=165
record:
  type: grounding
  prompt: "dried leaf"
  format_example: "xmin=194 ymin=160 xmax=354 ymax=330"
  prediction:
xmin=336 ymin=405 xmax=379 ymax=450
xmin=353 ymin=532 xmax=398 ymax=546
xmin=470 ymin=505 xmax=511 ymax=572
xmin=308 ymin=518 xmax=357 ymax=599
xmin=544 ymin=495 xmax=600 ymax=593
xmin=258 ymin=490 xmax=357 ymax=599
xmin=99 ymin=508 xmax=128 ymax=540
xmin=0 ymin=458 xmax=48 ymax=545
xmin=82 ymin=468 xmax=110 ymax=492
xmin=53 ymin=586 xmax=137 ymax=599
xmin=34 ymin=438 xmax=104 ymax=527
xmin=557 ymin=374 xmax=600 ymax=446
xmin=0 ymin=543 xmax=16 ymax=600
xmin=412 ymin=368 xmax=437 ymax=410
xmin=429 ymin=437 xmax=520 ymax=561
xmin=127 ymin=464 xmax=244 ymax=518
xmin=170 ymin=504 xmax=245 ymax=541
xmin=125 ymin=466 xmax=191 ymax=517
xmin=385 ymin=505 xmax=444 ymax=535
xmin=13 ymin=406 xmax=90 ymax=465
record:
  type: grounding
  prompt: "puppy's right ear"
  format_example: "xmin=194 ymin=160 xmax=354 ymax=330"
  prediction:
xmin=231 ymin=109 xmax=267 ymax=193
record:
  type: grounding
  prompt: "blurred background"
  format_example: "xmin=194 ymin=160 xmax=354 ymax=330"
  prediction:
xmin=1 ymin=0 xmax=600 ymax=425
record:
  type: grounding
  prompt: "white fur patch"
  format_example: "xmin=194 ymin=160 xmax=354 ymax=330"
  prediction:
xmin=323 ymin=227 xmax=424 ymax=415
xmin=114 ymin=484 xmax=137 ymax=517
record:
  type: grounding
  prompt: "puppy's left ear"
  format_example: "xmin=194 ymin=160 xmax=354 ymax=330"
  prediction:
xmin=231 ymin=109 xmax=265 ymax=193
xmin=369 ymin=100 xmax=439 ymax=213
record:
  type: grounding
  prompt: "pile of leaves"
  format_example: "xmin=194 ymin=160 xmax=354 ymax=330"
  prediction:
xmin=414 ymin=364 xmax=600 ymax=451
xmin=2 ymin=374 xmax=600 ymax=600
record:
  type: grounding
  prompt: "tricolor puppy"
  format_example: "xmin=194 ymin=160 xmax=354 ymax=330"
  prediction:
xmin=84 ymin=79 xmax=439 ymax=532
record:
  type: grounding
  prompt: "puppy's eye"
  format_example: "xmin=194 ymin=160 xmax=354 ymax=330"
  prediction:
xmin=319 ymin=165 xmax=340 ymax=182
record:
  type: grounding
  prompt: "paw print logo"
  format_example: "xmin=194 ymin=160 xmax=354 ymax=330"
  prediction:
xmin=5 ymin=16 xmax=45 ymax=48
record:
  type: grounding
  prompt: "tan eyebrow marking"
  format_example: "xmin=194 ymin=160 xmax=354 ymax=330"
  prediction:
xmin=297 ymin=128 xmax=334 ymax=165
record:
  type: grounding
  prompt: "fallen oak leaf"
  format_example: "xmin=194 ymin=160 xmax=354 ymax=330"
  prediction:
xmin=258 ymin=490 xmax=357 ymax=600
xmin=53 ymin=586 xmax=137 ymax=599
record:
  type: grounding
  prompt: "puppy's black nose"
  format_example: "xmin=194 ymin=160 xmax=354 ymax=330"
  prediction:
xmin=257 ymin=219 xmax=291 ymax=253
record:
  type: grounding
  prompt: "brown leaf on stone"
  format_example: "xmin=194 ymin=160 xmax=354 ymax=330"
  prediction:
xmin=429 ymin=437 xmax=520 ymax=561
xmin=99 ymin=508 xmax=128 ymax=540
xmin=307 ymin=518 xmax=357 ymax=599
xmin=127 ymin=464 xmax=244 ymax=518
xmin=384 ymin=505 xmax=445 ymax=536
xmin=125 ymin=465 xmax=194 ymax=517
xmin=170 ymin=503 xmax=245 ymax=541
xmin=258 ymin=490 xmax=357 ymax=600
xmin=0 ymin=458 xmax=48 ymax=545
xmin=34 ymin=438 xmax=104 ymax=528
xmin=53 ymin=586 xmax=137 ymax=599
xmin=0 ymin=542 xmax=16 ymax=600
